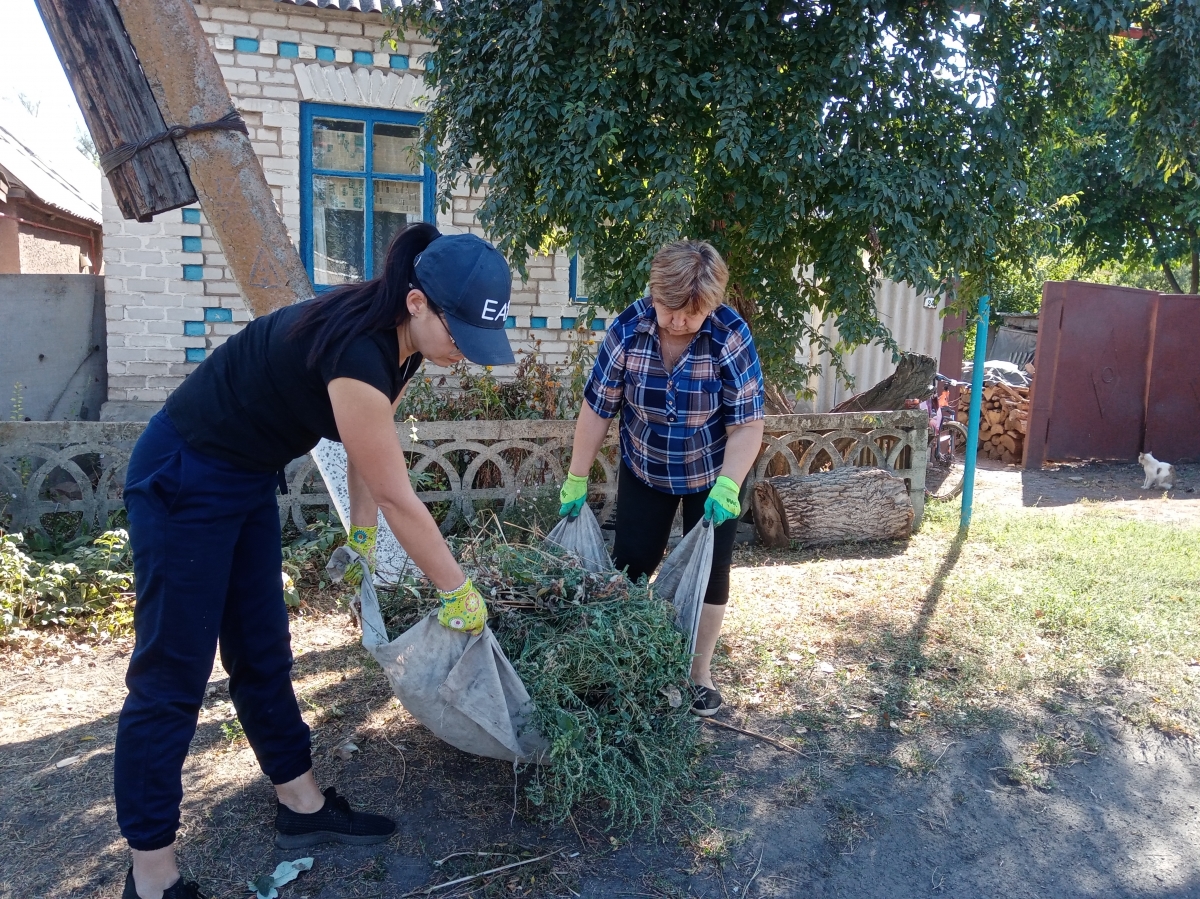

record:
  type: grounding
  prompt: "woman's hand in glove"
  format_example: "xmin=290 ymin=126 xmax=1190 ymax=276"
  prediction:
xmin=703 ymin=476 xmax=741 ymax=525
xmin=343 ymin=525 xmax=377 ymax=587
xmin=437 ymin=577 xmax=488 ymax=635
xmin=558 ymin=472 xmax=588 ymax=517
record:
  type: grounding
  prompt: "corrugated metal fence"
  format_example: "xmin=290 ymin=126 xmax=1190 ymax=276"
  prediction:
xmin=803 ymin=280 xmax=947 ymax=412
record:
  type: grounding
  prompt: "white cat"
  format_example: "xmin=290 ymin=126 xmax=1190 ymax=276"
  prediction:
xmin=1138 ymin=451 xmax=1175 ymax=489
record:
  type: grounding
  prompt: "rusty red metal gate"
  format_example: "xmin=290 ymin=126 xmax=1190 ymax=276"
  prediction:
xmin=1025 ymin=282 xmax=1200 ymax=466
xmin=1144 ymin=294 xmax=1200 ymax=463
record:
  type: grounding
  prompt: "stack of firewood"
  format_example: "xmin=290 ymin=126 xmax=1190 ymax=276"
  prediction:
xmin=957 ymin=380 xmax=1031 ymax=464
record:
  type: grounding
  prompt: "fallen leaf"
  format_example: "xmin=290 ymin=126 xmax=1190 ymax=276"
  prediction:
xmin=658 ymin=685 xmax=683 ymax=708
xmin=55 ymin=756 xmax=80 ymax=768
xmin=846 ymin=712 xmax=863 ymax=719
xmin=334 ymin=743 xmax=358 ymax=761
xmin=818 ymin=661 xmax=835 ymax=674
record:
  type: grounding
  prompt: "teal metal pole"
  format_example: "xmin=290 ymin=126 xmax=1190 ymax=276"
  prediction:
xmin=960 ymin=293 xmax=990 ymax=531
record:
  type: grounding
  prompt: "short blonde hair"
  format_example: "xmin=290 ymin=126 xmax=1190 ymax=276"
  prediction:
xmin=648 ymin=239 xmax=729 ymax=315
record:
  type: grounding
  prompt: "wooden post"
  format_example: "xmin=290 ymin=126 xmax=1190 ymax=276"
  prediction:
xmin=111 ymin=0 xmax=314 ymax=316
xmin=34 ymin=0 xmax=197 ymax=222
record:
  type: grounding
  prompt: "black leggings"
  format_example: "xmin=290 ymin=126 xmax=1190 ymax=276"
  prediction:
xmin=612 ymin=463 xmax=738 ymax=605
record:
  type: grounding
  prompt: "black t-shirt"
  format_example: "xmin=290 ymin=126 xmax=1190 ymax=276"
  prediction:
xmin=165 ymin=300 xmax=421 ymax=472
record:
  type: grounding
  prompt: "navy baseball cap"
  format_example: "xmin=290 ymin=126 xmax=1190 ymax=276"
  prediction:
xmin=414 ymin=234 xmax=515 ymax=365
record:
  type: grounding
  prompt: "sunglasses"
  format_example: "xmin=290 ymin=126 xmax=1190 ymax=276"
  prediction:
xmin=437 ymin=312 xmax=459 ymax=350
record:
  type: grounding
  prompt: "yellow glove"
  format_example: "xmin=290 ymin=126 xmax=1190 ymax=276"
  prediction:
xmin=437 ymin=577 xmax=488 ymax=635
xmin=343 ymin=525 xmax=376 ymax=587
xmin=558 ymin=472 xmax=588 ymax=517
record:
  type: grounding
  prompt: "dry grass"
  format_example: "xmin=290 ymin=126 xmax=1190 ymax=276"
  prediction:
xmin=2 ymin=487 xmax=1198 ymax=897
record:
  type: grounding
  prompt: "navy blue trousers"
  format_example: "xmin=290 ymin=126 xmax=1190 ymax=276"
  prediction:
xmin=115 ymin=411 xmax=312 ymax=851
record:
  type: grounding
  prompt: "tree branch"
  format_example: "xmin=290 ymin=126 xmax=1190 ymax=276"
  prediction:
xmin=1146 ymin=220 xmax=1184 ymax=293
xmin=1191 ymin=226 xmax=1199 ymax=295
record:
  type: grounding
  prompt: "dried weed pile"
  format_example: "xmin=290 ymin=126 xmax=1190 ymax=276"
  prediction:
xmin=378 ymin=534 xmax=700 ymax=831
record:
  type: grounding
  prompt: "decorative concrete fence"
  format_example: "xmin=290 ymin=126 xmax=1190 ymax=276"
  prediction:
xmin=0 ymin=410 xmax=927 ymax=540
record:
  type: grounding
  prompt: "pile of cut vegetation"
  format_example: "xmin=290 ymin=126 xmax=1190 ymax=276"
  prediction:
xmin=377 ymin=533 xmax=699 ymax=831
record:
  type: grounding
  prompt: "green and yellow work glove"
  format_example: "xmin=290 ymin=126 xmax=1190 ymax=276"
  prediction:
xmin=343 ymin=525 xmax=377 ymax=587
xmin=558 ymin=472 xmax=588 ymax=517
xmin=703 ymin=476 xmax=741 ymax=526
xmin=437 ymin=577 xmax=488 ymax=635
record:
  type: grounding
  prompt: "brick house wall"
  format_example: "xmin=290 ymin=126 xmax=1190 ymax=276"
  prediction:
xmin=100 ymin=0 xmax=591 ymax=417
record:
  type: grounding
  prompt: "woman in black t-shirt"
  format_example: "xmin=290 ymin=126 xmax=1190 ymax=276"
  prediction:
xmin=116 ymin=224 xmax=516 ymax=899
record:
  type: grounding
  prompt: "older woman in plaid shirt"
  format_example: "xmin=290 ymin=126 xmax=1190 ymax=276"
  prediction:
xmin=559 ymin=239 xmax=765 ymax=716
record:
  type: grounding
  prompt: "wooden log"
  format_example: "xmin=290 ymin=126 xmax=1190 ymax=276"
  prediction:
xmin=34 ymin=0 xmax=196 ymax=221
xmin=113 ymin=0 xmax=314 ymax=316
xmin=751 ymin=481 xmax=789 ymax=549
xmin=751 ymin=467 xmax=913 ymax=547
xmin=830 ymin=353 xmax=937 ymax=413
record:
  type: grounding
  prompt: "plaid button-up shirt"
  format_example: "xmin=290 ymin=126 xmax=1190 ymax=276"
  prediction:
xmin=584 ymin=297 xmax=765 ymax=495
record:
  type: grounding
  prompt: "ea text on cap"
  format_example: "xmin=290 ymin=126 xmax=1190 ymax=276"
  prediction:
xmin=481 ymin=299 xmax=510 ymax=322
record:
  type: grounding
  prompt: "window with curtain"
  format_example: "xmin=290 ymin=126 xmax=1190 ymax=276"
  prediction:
xmin=301 ymin=103 xmax=435 ymax=289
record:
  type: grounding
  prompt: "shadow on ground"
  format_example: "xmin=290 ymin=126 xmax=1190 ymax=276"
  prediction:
xmin=2 ymin=531 xmax=1199 ymax=898
xmin=1019 ymin=461 xmax=1198 ymax=510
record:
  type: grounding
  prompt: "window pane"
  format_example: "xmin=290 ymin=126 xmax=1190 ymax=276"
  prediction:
xmin=373 ymin=122 xmax=422 ymax=175
xmin=312 ymin=119 xmax=365 ymax=172
xmin=575 ymin=253 xmax=593 ymax=300
xmin=313 ymin=176 xmax=365 ymax=285
xmin=373 ymin=180 xmax=422 ymax=270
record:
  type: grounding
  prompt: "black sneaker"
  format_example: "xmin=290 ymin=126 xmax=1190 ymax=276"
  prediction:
xmin=123 ymin=869 xmax=207 ymax=899
xmin=275 ymin=787 xmax=396 ymax=849
xmin=690 ymin=684 xmax=723 ymax=717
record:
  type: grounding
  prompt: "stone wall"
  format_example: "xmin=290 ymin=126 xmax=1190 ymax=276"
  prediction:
xmin=0 ymin=411 xmax=930 ymax=539
xmin=101 ymin=0 xmax=592 ymax=413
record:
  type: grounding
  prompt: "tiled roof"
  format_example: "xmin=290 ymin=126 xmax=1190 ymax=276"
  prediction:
xmin=273 ymin=0 xmax=407 ymax=12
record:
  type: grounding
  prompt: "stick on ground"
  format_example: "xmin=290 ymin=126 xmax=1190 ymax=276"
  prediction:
xmin=404 ymin=849 xmax=562 ymax=896
xmin=702 ymin=718 xmax=806 ymax=755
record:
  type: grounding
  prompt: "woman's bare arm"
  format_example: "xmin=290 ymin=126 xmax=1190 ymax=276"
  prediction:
xmin=719 ymin=418 xmax=765 ymax=485
xmin=566 ymin=402 xmax=613 ymax=478
xmin=328 ymin=377 xmax=464 ymax=591
xmin=345 ymin=391 xmax=407 ymax=528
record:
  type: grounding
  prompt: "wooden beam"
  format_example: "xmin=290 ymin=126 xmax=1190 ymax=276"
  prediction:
xmin=34 ymin=0 xmax=197 ymax=222
xmin=111 ymin=0 xmax=313 ymax=316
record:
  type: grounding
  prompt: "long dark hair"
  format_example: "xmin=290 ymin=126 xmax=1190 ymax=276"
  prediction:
xmin=291 ymin=221 xmax=442 ymax=369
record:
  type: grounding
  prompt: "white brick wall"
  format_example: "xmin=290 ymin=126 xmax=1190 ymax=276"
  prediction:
xmin=101 ymin=0 xmax=593 ymax=406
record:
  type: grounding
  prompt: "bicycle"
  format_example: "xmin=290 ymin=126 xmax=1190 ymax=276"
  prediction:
xmin=916 ymin=373 xmax=970 ymax=502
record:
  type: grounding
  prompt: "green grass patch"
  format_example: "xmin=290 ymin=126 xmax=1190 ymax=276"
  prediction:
xmin=953 ymin=508 xmax=1200 ymax=729
xmin=722 ymin=501 xmax=1199 ymax=744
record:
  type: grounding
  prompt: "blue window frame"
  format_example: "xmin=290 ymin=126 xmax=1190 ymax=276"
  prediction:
xmin=300 ymin=102 xmax=436 ymax=290
xmin=569 ymin=253 xmax=591 ymax=304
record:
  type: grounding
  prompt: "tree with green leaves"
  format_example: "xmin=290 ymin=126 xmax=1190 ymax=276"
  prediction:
xmin=1052 ymin=2 xmax=1200 ymax=295
xmin=390 ymin=1 xmax=1126 ymax=397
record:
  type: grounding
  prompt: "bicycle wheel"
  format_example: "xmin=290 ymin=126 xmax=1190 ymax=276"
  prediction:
xmin=924 ymin=420 xmax=968 ymax=501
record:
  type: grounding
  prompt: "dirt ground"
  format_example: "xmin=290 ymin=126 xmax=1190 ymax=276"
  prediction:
xmin=1 ymin=461 xmax=1198 ymax=899
xmin=973 ymin=457 xmax=1199 ymax=525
